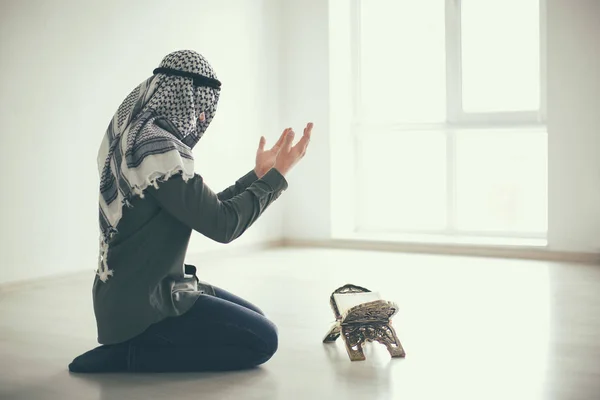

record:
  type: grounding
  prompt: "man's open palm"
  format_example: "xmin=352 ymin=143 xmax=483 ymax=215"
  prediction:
xmin=274 ymin=122 xmax=313 ymax=176
xmin=254 ymin=128 xmax=291 ymax=178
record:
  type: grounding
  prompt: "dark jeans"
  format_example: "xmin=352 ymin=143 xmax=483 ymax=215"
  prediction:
xmin=69 ymin=287 xmax=278 ymax=373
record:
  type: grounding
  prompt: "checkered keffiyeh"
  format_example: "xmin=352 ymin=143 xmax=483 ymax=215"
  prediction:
xmin=97 ymin=50 xmax=220 ymax=282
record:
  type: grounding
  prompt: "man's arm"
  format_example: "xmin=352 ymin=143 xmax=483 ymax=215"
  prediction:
xmin=216 ymin=170 xmax=259 ymax=201
xmin=147 ymin=169 xmax=287 ymax=244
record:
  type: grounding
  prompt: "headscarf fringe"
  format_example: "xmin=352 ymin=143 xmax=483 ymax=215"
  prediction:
xmin=96 ymin=167 xmax=194 ymax=282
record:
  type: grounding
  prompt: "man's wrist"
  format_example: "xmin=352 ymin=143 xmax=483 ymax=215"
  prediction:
xmin=261 ymin=168 xmax=288 ymax=191
xmin=272 ymin=164 xmax=288 ymax=176
xmin=254 ymin=167 xmax=266 ymax=179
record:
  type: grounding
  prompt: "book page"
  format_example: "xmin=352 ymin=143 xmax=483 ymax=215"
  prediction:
xmin=333 ymin=292 xmax=381 ymax=315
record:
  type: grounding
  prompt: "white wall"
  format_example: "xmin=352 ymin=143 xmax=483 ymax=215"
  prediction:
xmin=281 ymin=0 xmax=600 ymax=254
xmin=279 ymin=0 xmax=332 ymax=240
xmin=546 ymin=0 xmax=600 ymax=253
xmin=0 ymin=0 xmax=284 ymax=284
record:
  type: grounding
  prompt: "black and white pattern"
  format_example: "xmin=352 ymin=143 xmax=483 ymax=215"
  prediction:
xmin=97 ymin=50 xmax=220 ymax=282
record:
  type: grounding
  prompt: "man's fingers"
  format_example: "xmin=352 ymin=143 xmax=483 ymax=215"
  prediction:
xmin=258 ymin=136 xmax=266 ymax=151
xmin=294 ymin=135 xmax=309 ymax=155
xmin=293 ymin=122 xmax=313 ymax=155
xmin=283 ymin=129 xmax=295 ymax=151
xmin=273 ymin=128 xmax=290 ymax=151
xmin=304 ymin=122 xmax=314 ymax=139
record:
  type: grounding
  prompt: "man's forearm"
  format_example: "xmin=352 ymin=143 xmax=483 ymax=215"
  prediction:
xmin=216 ymin=169 xmax=259 ymax=201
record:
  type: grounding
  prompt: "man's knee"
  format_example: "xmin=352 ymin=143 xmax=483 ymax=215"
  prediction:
xmin=255 ymin=320 xmax=278 ymax=365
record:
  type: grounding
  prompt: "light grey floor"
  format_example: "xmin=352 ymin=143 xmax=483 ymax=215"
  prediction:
xmin=1 ymin=248 xmax=600 ymax=400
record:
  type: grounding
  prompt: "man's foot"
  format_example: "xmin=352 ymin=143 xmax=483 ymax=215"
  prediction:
xmin=68 ymin=344 xmax=129 ymax=373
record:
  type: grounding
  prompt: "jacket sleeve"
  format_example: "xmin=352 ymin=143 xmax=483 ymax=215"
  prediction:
xmin=147 ymin=168 xmax=287 ymax=243
xmin=216 ymin=169 xmax=260 ymax=201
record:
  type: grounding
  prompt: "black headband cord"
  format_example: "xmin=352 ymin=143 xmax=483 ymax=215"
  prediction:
xmin=153 ymin=67 xmax=222 ymax=90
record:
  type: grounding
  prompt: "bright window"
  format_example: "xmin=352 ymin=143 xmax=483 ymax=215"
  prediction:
xmin=359 ymin=0 xmax=446 ymax=123
xmin=356 ymin=129 xmax=447 ymax=232
xmin=454 ymin=129 xmax=547 ymax=234
xmin=461 ymin=0 xmax=541 ymax=113
xmin=349 ymin=0 xmax=547 ymax=242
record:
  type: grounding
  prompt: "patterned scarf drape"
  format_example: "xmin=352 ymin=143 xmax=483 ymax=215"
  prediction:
xmin=97 ymin=50 xmax=220 ymax=282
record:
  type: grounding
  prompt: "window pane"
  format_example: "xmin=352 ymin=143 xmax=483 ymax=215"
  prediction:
xmin=356 ymin=130 xmax=447 ymax=231
xmin=461 ymin=0 xmax=540 ymax=112
xmin=455 ymin=129 xmax=547 ymax=234
xmin=359 ymin=0 xmax=446 ymax=123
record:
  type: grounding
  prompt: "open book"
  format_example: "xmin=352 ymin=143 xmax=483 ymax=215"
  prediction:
xmin=333 ymin=291 xmax=382 ymax=315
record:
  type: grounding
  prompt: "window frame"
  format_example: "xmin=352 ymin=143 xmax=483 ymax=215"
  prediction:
xmin=351 ymin=0 xmax=547 ymax=128
xmin=445 ymin=0 xmax=547 ymax=126
xmin=348 ymin=0 xmax=548 ymax=241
